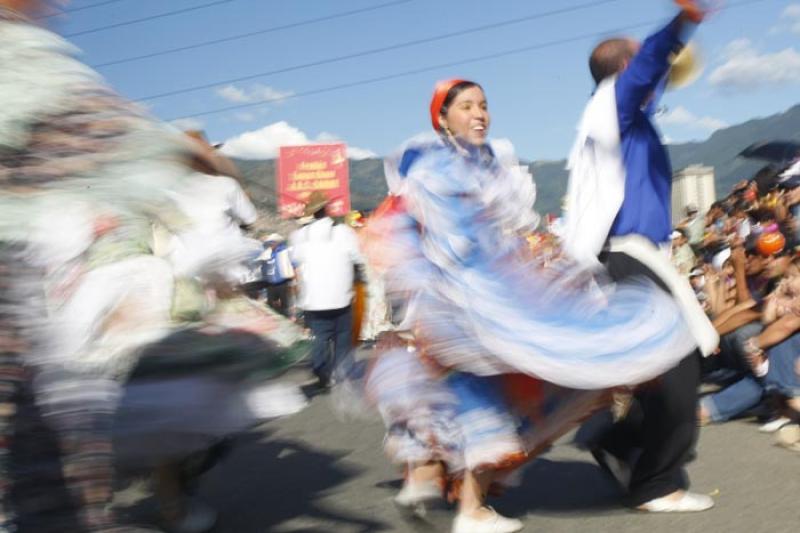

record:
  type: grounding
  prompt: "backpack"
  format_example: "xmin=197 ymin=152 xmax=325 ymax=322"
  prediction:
xmin=261 ymin=242 xmax=294 ymax=284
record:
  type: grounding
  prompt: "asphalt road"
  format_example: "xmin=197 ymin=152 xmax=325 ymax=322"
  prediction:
xmin=115 ymin=376 xmax=799 ymax=533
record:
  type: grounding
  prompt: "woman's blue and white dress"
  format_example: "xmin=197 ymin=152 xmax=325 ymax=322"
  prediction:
xmin=362 ymin=133 xmax=696 ymax=475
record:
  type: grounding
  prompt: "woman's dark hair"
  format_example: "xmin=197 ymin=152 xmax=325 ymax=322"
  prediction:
xmin=439 ymin=81 xmax=482 ymax=121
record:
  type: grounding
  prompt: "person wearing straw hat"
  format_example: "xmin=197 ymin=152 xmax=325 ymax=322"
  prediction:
xmin=289 ymin=191 xmax=365 ymax=388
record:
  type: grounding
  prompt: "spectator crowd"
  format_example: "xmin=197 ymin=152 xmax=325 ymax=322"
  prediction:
xmin=670 ymin=157 xmax=800 ymax=452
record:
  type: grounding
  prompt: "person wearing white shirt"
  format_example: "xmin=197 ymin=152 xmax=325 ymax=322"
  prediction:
xmin=290 ymin=191 xmax=365 ymax=387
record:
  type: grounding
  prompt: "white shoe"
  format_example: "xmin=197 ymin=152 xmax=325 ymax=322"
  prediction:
xmin=638 ymin=491 xmax=714 ymax=513
xmin=759 ymin=416 xmax=791 ymax=433
xmin=452 ymin=508 xmax=523 ymax=533
xmin=393 ymin=480 xmax=442 ymax=508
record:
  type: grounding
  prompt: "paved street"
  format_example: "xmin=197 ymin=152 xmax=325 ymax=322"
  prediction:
xmin=117 ymin=376 xmax=799 ymax=533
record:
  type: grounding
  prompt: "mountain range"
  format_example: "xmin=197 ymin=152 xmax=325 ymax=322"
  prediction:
xmin=234 ymin=103 xmax=800 ymax=221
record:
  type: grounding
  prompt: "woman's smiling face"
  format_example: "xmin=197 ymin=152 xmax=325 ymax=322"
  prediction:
xmin=440 ymin=85 xmax=490 ymax=146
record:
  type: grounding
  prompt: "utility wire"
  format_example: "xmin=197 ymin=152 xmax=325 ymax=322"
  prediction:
xmin=135 ymin=0 xmax=622 ymax=102
xmin=64 ymin=0 xmax=235 ymax=38
xmin=93 ymin=0 xmax=415 ymax=68
xmin=163 ymin=0 xmax=771 ymax=121
xmin=37 ymin=0 xmax=130 ymax=20
xmin=164 ymin=21 xmax=653 ymax=120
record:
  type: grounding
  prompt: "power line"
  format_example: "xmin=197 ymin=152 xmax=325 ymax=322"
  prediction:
xmin=64 ymin=0 xmax=235 ymax=38
xmin=93 ymin=0 xmax=414 ymax=69
xmin=135 ymin=0 xmax=622 ymax=102
xmin=164 ymin=0 xmax=771 ymax=122
xmin=163 ymin=21 xmax=654 ymax=120
xmin=37 ymin=0 xmax=130 ymax=20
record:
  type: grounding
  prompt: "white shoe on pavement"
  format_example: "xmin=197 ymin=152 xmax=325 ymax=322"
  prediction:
xmin=759 ymin=416 xmax=791 ymax=433
xmin=393 ymin=479 xmax=442 ymax=508
xmin=452 ymin=507 xmax=523 ymax=533
xmin=638 ymin=491 xmax=714 ymax=513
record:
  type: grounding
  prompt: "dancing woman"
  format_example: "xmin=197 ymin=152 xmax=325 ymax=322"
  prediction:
xmin=361 ymin=79 xmax=700 ymax=532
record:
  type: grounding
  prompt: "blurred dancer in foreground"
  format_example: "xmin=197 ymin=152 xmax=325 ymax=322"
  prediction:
xmin=563 ymin=0 xmax=718 ymax=513
xmin=358 ymin=78 xmax=699 ymax=533
xmin=0 ymin=2 xmax=307 ymax=531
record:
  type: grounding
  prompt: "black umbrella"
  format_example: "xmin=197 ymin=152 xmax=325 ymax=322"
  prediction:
xmin=739 ymin=140 xmax=800 ymax=164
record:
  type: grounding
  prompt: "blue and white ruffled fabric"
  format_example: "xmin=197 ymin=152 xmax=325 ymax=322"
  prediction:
xmin=381 ymin=134 xmax=696 ymax=389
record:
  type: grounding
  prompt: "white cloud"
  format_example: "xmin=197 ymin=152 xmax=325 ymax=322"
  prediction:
xmin=769 ymin=4 xmax=800 ymax=35
xmin=722 ymin=38 xmax=753 ymax=56
xmin=316 ymin=131 xmax=341 ymax=143
xmin=216 ymin=86 xmax=248 ymax=103
xmin=785 ymin=4 xmax=800 ymax=17
xmin=696 ymin=116 xmax=728 ymax=131
xmin=169 ymin=118 xmax=205 ymax=132
xmin=216 ymin=84 xmax=294 ymax=104
xmin=309 ymin=131 xmax=377 ymax=159
xmin=347 ymin=146 xmax=379 ymax=159
xmin=658 ymin=105 xmax=728 ymax=132
xmin=219 ymin=121 xmax=377 ymax=160
xmin=708 ymin=39 xmax=800 ymax=90
xmin=784 ymin=4 xmax=800 ymax=34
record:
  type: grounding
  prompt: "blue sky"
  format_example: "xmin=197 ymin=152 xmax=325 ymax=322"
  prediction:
xmin=53 ymin=0 xmax=800 ymax=161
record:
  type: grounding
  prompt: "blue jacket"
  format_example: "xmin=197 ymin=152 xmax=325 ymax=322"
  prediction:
xmin=609 ymin=16 xmax=691 ymax=245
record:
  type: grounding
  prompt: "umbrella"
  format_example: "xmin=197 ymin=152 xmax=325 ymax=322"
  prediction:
xmin=739 ymin=140 xmax=800 ymax=164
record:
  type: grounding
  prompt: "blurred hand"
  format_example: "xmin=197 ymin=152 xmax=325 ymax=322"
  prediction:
xmin=677 ymin=0 xmax=724 ymax=22
xmin=675 ymin=0 xmax=707 ymax=23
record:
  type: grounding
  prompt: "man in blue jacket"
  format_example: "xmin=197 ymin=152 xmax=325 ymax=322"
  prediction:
xmin=568 ymin=1 xmax=718 ymax=513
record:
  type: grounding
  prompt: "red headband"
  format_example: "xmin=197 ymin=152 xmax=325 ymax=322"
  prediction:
xmin=429 ymin=78 xmax=467 ymax=131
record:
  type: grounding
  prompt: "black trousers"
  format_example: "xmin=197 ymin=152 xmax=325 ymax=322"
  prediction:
xmin=266 ymin=281 xmax=291 ymax=317
xmin=596 ymin=251 xmax=701 ymax=506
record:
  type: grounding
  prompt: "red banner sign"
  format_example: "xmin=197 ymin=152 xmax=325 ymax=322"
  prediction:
xmin=277 ymin=143 xmax=350 ymax=218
